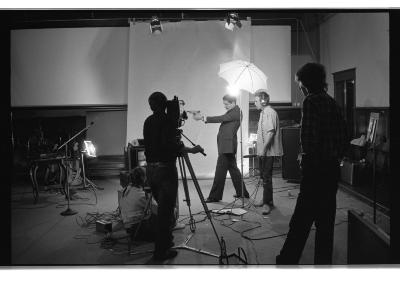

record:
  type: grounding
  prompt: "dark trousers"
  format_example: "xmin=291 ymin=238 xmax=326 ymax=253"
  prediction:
xmin=259 ymin=156 xmax=274 ymax=206
xmin=208 ymin=153 xmax=249 ymax=200
xmin=276 ymin=158 xmax=340 ymax=265
xmin=128 ymin=214 xmax=157 ymax=242
xmin=146 ymin=164 xmax=178 ymax=255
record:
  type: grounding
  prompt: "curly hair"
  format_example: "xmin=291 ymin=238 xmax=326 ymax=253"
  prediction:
xmin=148 ymin=91 xmax=167 ymax=112
xmin=130 ymin=166 xmax=146 ymax=187
xmin=295 ymin=63 xmax=328 ymax=93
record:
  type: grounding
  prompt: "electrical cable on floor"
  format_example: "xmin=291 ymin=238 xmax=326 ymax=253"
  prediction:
xmin=55 ymin=186 xmax=98 ymax=208
xmin=209 ymin=202 xmax=350 ymax=242
xmin=75 ymin=210 xmax=122 ymax=228
xmin=178 ymin=211 xmax=208 ymax=225
xmin=73 ymin=208 xmax=126 ymax=251
xmin=249 ymin=239 xmax=261 ymax=264
xmin=100 ymin=233 xmax=118 ymax=249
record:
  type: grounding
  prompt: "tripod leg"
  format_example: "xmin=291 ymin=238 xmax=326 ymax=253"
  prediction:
xmin=182 ymin=153 xmax=223 ymax=250
xmin=81 ymin=152 xmax=88 ymax=188
xmin=178 ymin=157 xmax=196 ymax=232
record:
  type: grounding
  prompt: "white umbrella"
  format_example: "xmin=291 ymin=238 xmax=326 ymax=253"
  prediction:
xmin=218 ymin=60 xmax=267 ymax=94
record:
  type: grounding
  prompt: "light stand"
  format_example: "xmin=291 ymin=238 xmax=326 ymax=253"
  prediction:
xmin=239 ymin=101 xmax=245 ymax=208
xmin=233 ymin=92 xmax=260 ymax=210
xmin=236 ymin=91 xmax=248 ymax=208
xmin=80 ymin=140 xmax=103 ymax=190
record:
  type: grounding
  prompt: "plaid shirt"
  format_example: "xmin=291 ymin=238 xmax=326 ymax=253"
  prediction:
xmin=301 ymin=92 xmax=348 ymax=161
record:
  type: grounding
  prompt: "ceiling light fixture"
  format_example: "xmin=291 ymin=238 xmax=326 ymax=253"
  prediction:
xmin=150 ymin=16 xmax=162 ymax=34
xmin=225 ymin=12 xmax=242 ymax=31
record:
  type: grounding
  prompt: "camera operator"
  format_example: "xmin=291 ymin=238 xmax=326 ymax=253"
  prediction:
xmin=193 ymin=94 xmax=249 ymax=203
xmin=143 ymin=91 xmax=204 ymax=261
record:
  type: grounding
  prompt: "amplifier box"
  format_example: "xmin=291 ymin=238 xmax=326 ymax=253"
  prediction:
xmin=340 ymin=160 xmax=358 ymax=186
xmin=96 ymin=220 xmax=112 ymax=233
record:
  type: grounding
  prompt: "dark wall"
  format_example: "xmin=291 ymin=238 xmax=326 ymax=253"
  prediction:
xmin=249 ymin=104 xmax=301 ymax=135
xmin=11 ymin=106 xmax=127 ymax=179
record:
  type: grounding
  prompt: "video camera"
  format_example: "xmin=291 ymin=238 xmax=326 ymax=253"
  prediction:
xmin=166 ymin=96 xmax=188 ymax=129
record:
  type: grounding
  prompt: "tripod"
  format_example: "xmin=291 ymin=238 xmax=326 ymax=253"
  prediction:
xmin=173 ymin=131 xmax=247 ymax=264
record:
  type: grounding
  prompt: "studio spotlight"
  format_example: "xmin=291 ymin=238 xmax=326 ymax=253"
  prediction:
xmin=150 ymin=16 xmax=163 ymax=34
xmin=227 ymin=84 xmax=240 ymax=96
xmin=83 ymin=140 xmax=96 ymax=158
xmin=225 ymin=12 xmax=242 ymax=31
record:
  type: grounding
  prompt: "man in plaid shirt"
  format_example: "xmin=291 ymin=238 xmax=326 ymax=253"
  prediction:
xmin=276 ymin=63 xmax=348 ymax=265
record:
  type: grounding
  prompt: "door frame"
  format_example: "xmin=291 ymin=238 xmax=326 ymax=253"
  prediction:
xmin=333 ymin=68 xmax=356 ymax=138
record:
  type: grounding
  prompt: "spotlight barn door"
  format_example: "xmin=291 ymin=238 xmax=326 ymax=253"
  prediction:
xmin=281 ymin=127 xmax=301 ymax=182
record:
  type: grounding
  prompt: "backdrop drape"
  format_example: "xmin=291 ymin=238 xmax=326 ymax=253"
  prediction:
xmin=126 ymin=20 xmax=251 ymax=178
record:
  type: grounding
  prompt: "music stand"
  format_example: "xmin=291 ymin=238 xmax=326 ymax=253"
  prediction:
xmin=366 ymin=112 xmax=380 ymax=224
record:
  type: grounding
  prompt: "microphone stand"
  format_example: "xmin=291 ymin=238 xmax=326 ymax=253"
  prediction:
xmin=57 ymin=122 xmax=94 ymax=216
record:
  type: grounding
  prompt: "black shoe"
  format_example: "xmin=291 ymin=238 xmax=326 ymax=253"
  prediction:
xmin=153 ymin=249 xmax=178 ymax=261
xmin=205 ymin=197 xmax=220 ymax=203
xmin=233 ymin=194 xmax=249 ymax=199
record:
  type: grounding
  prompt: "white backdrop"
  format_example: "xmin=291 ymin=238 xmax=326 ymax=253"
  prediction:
xmin=11 ymin=24 xmax=291 ymax=108
xmin=11 ymin=27 xmax=129 ymax=106
xmin=126 ymin=20 xmax=251 ymax=178
xmin=251 ymin=25 xmax=291 ymax=103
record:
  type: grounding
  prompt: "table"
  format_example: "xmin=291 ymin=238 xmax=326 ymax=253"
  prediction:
xmin=29 ymin=156 xmax=67 ymax=203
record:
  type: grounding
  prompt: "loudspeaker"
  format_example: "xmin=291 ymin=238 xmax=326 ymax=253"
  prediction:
xmin=340 ymin=160 xmax=355 ymax=185
xmin=126 ymin=144 xmax=146 ymax=171
xmin=281 ymin=127 xmax=301 ymax=181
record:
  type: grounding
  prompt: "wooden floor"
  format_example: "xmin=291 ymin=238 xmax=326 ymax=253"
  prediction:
xmin=11 ymin=172 xmax=389 ymax=265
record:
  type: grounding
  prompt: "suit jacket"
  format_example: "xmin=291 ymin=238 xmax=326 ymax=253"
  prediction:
xmin=206 ymin=105 xmax=241 ymax=154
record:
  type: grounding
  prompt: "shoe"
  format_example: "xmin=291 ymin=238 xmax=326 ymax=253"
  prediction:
xmin=172 ymin=222 xmax=186 ymax=231
xmin=153 ymin=249 xmax=178 ymax=261
xmin=233 ymin=194 xmax=249 ymax=199
xmin=262 ymin=204 xmax=271 ymax=215
xmin=205 ymin=198 xmax=220 ymax=203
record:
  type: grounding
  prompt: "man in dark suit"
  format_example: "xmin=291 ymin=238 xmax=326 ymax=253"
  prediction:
xmin=194 ymin=94 xmax=249 ymax=203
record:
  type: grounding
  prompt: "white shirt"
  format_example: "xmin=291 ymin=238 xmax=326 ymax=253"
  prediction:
xmin=256 ymin=106 xmax=283 ymax=157
xmin=119 ymin=185 xmax=157 ymax=228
